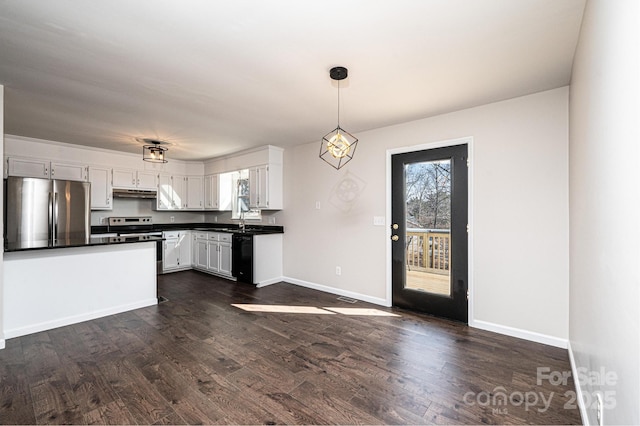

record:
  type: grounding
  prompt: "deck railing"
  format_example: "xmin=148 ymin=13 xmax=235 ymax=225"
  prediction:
xmin=406 ymin=229 xmax=450 ymax=274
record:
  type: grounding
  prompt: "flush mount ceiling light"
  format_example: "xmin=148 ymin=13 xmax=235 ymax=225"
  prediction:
xmin=319 ymin=66 xmax=358 ymax=170
xmin=137 ymin=138 xmax=170 ymax=163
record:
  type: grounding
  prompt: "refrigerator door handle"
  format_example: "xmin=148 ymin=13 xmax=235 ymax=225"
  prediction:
xmin=48 ymin=191 xmax=53 ymax=243
xmin=53 ymin=191 xmax=59 ymax=241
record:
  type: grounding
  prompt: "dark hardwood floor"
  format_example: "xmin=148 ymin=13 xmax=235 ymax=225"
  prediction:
xmin=0 ymin=271 xmax=581 ymax=425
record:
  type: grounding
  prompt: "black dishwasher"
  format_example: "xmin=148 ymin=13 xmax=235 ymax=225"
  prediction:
xmin=232 ymin=233 xmax=253 ymax=284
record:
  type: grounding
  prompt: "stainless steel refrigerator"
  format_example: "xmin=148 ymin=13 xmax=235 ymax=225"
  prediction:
xmin=5 ymin=176 xmax=91 ymax=246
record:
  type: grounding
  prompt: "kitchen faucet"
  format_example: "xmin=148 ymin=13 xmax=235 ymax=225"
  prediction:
xmin=239 ymin=211 xmax=246 ymax=232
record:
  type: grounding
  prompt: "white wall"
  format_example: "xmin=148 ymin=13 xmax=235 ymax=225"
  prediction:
xmin=0 ymin=85 xmax=5 ymax=349
xmin=569 ymin=0 xmax=640 ymax=424
xmin=281 ymin=87 xmax=570 ymax=345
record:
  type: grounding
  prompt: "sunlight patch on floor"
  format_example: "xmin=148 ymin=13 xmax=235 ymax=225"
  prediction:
xmin=231 ymin=304 xmax=335 ymax=314
xmin=231 ymin=304 xmax=400 ymax=317
xmin=322 ymin=307 xmax=400 ymax=317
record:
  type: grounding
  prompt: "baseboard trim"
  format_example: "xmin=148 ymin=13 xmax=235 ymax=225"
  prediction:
xmin=471 ymin=319 xmax=568 ymax=349
xmin=256 ymin=277 xmax=283 ymax=288
xmin=3 ymin=298 xmax=158 ymax=339
xmin=567 ymin=341 xmax=589 ymax=425
xmin=0 ymin=339 xmax=5 ymax=350
xmin=282 ymin=277 xmax=389 ymax=307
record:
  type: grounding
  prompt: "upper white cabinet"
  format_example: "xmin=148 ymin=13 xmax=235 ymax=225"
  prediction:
xmin=137 ymin=171 xmax=157 ymax=190
xmin=156 ymin=175 xmax=203 ymax=210
xmin=7 ymin=157 xmax=50 ymax=178
xmin=157 ymin=174 xmax=182 ymax=210
xmin=88 ymin=166 xmax=112 ymax=210
xmin=204 ymin=174 xmax=219 ymax=209
xmin=204 ymin=145 xmax=283 ymax=211
xmin=203 ymin=173 xmax=233 ymax=211
xmin=7 ymin=158 xmax=88 ymax=182
xmin=112 ymin=169 xmax=157 ymax=190
xmin=249 ymin=164 xmax=282 ymax=210
xmin=186 ymin=176 xmax=203 ymax=209
xmin=51 ymin=162 xmax=88 ymax=181
xmin=172 ymin=175 xmax=187 ymax=209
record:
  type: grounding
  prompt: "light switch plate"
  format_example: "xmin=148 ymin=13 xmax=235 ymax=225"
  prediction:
xmin=373 ymin=216 xmax=385 ymax=226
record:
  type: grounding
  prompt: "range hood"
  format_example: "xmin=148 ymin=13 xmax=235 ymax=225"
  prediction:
xmin=112 ymin=188 xmax=157 ymax=199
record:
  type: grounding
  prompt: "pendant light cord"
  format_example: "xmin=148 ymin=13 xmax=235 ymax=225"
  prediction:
xmin=337 ymin=80 xmax=340 ymax=128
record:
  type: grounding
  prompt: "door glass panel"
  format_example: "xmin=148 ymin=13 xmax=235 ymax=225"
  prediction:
xmin=404 ymin=159 xmax=451 ymax=296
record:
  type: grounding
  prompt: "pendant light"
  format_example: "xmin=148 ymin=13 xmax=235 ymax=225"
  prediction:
xmin=138 ymin=138 xmax=169 ymax=163
xmin=320 ymin=66 xmax=358 ymax=169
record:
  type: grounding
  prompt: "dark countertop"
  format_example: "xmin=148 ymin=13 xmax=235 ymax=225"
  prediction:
xmin=91 ymin=222 xmax=284 ymax=235
xmin=4 ymin=235 xmax=163 ymax=253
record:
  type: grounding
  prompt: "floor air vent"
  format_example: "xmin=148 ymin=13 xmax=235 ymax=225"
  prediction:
xmin=337 ymin=296 xmax=357 ymax=304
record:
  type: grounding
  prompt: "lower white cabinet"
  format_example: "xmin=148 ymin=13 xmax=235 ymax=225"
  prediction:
xmin=162 ymin=230 xmax=192 ymax=273
xmin=192 ymin=231 xmax=233 ymax=278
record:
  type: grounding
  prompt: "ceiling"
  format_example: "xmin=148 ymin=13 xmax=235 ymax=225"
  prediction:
xmin=0 ymin=0 xmax=585 ymax=161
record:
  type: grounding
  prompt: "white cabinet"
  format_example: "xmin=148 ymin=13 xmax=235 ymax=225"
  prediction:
xmin=157 ymin=174 xmax=184 ymax=210
xmin=192 ymin=233 xmax=208 ymax=269
xmin=204 ymin=174 xmax=219 ymax=209
xmin=186 ymin=176 xmax=203 ymax=209
xmin=7 ymin=158 xmax=89 ymax=182
xmin=203 ymin=173 xmax=233 ymax=211
xmin=219 ymin=240 xmax=232 ymax=276
xmin=253 ymin=234 xmax=284 ymax=286
xmin=171 ymin=175 xmax=187 ymax=209
xmin=192 ymin=232 xmax=233 ymax=278
xmin=249 ymin=164 xmax=283 ymax=209
xmin=112 ymin=169 xmax=137 ymax=189
xmin=157 ymin=174 xmax=172 ymax=210
xmin=88 ymin=166 xmax=112 ymax=210
xmin=156 ymin=175 xmax=203 ymax=210
xmin=207 ymin=240 xmax=220 ymax=272
xmin=137 ymin=171 xmax=158 ymax=190
xmin=112 ymin=169 xmax=157 ymax=190
xmin=162 ymin=231 xmax=191 ymax=273
xmin=7 ymin=157 xmax=50 ymax=178
xmin=51 ymin=162 xmax=88 ymax=181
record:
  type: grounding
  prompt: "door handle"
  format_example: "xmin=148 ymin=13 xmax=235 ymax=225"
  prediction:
xmin=391 ymin=235 xmax=399 ymax=241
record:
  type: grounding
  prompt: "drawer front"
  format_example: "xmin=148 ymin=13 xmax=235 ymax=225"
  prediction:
xmin=219 ymin=233 xmax=232 ymax=242
xmin=163 ymin=231 xmax=181 ymax=239
xmin=194 ymin=232 xmax=208 ymax=240
xmin=207 ymin=232 xmax=220 ymax=241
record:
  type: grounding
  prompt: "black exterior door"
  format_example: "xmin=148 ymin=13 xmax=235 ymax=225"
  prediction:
xmin=391 ymin=144 xmax=468 ymax=322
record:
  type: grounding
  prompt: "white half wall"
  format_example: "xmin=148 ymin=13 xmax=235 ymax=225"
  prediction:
xmin=281 ymin=87 xmax=569 ymax=344
xmin=4 ymin=242 xmax=157 ymax=339
xmin=569 ymin=0 xmax=640 ymax=424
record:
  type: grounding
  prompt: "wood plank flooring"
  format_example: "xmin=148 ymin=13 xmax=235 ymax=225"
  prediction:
xmin=0 ymin=271 xmax=582 ymax=425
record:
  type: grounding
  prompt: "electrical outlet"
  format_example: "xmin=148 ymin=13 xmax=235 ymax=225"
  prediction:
xmin=100 ymin=216 xmax=106 ymax=225
xmin=213 ymin=216 xmax=218 ymax=223
xmin=315 ymin=201 xmax=321 ymax=210
xmin=270 ymin=217 xmax=276 ymax=224
xmin=335 ymin=266 xmax=341 ymax=276
xmin=373 ymin=216 xmax=385 ymax=226
xmin=170 ymin=216 xmax=175 ymax=223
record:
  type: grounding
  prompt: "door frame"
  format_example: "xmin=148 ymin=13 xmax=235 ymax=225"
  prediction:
xmin=385 ymin=136 xmax=474 ymax=324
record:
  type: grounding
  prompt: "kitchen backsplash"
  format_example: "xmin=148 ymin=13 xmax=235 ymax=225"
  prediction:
xmin=90 ymin=198 xmax=205 ymax=225
xmin=90 ymin=197 xmax=280 ymax=226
